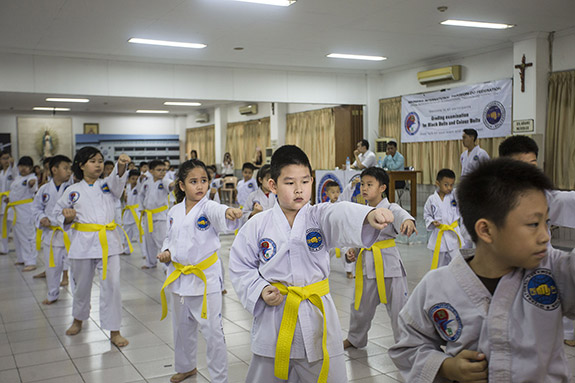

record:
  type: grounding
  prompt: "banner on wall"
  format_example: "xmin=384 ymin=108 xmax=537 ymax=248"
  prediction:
xmin=315 ymin=170 xmax=365 ymax=204
xmin=401 ymin=78 xmax=512 ymax=143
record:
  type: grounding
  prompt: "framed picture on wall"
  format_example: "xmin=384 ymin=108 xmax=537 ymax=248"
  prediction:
xmin=84 ymin=123 xmax=99 ymax=134
xmin=17 ymin=117 xmax=73 ymax=165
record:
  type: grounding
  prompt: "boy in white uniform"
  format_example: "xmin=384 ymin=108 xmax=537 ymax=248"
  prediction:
xmin=3 ymin=156 xmax=38 ymax=271
xmin=54 ymin=147 xmax=131 ymax=347
xmin=140 ymin=159 xmax=174 ymax=269
xmin=460 ymin=128 xmax=490 ymax=177
xmin=389 ymin=158 xmax=575 ymax=382
xmin=121 ymin=169 xmax=141 ymax=247
xmin=229 ymin=145 xmax=394 ymax=383
xmin=241 ymin=164 xmax=275 ymax=222
xmin=343 ymin=167 xmax=417 ymax=347
xmin=236 ymin=162 xmax=257 ymax=208
xmin=32 ymin=155 xmax=73 ymax=304
xmin=423 ymin=169 xmax=462 ymax=269
xmin=324 ymin=181 xmax=354 ymax=279
xmin=0 ymin=150 xmax=17 ymax=254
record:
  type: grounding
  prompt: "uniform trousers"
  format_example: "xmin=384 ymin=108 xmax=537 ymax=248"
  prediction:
xmin=171 ymin=292 xmax=228 ymax=383
xmin=0 ymin=216 xmax=10 ymax=253
xmin=564 ymin=317 xmax=575 ymax=340
xmin=246 ymin=353 xmax=348 ymax=383
xmin=348 ymin=276 xmax=408 ymax=345
xmin=44 ymin=245 xmax=68 ymax=302
xmin=434 ymin=250 xmax=458 ymax=268
xmin=143 ymin=219 xmax=166 ymax=267
xmin=14 ymin=219 xmax=37 ymax=266
xmin=71 ymin=255 xmax=122 ymax=331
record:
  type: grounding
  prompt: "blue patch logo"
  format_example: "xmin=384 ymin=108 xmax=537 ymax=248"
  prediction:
xmin=158 ymin=183 xmax=164 ymax=190
xmin=473 ymin=155 xmax=479 ymax=161
xmin=196 ymin=215 xmax=210 ymax=231
xmin=429 ymin=302 xmax=462 ymax=342
xmin=523 ymin=269 xmax=560 ymax=311
xmin=450 ymin=199 xmax=457 ymax=207
xmin=21 ymin=180 xmax=27 ymax=186
xmin=132 ymin=189 xmax=138 ymax=195
xmin=69 ymin=191 xmax=80 ymax=203
xmin=42 ymin=193 xmax=50 ymax=203
xmin=404 ymin=112 xmax=421 ymax=136
xmin=101 ymin=183 xmax=111 ymax=193
xmin=259 ymin=238 xmax=277 ymax=261
xmin=317 ymin=173 xmax=342 ymax=203
xmin=7 ymin=175 xmax=12 ymax=181
xmin=306 ymin=229 xmax=324 ymax=252
xmin=248 ymin=183 xmax=254 ymax=188
xmin=483 ymin=101 xmax=506 ymax=130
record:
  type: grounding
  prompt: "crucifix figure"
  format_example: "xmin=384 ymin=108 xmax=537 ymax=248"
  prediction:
xmin=514 ymin=54 xmax=533 ymax=93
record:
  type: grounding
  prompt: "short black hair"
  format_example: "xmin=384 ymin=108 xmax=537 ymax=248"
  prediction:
xmin=49 ymin=155 xmax=72 ymax=172
xmin=104 ymin=160 xmax=114 ymax=167
xmin=72 ymin=146 xmax=102 ymax=180
xmin=128 ymin=169 xmax=141 ymax=177
xmin=256 ymin=164 xmax=271 ymax=187
xmin=43 ymin=157 xmax=52 ymax=166
xmin=164 ymin=159 xmax=171 ymax=165
xmin=175 ymin=159 xmax=209 ymax=203
xmin=0 ymin=150 xmax=10 ymax=157
xmin=242 ymin=162 xmax=256 ymax=172
xmin=387 ymin=141 xmax=397 ymax=148
xmin=325 ymin=180 xmax=340 ymax=191
xmin=463 ymin=129 xmax=478 ymax=141
xmin=499 ymin=135 xmax=539 ymax=158
xmin=457 ymin=158 xmax=554 ymax=243
xmin=270 ymin=145 xmax=312 ymax=182
xmin=361 ymin=167 xmax=389 ymax=197
xmin=436 ymin=168 xmax=456 ymax=181
xmin=18 ymin=156 xmax=33 ymax=167
xmin=148 ymin=160 xmax=165 ymax=170
xmin=358 ymin=139 xmax=369 ymax=150
xmin=139 ymin=161 xmax=148 ymax=168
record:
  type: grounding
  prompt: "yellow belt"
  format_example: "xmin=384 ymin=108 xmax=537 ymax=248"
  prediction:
xmin=72 ymin=221 xmax=133 ymax=280
xmin=335 ymin=248 xmax=341 ymax=258
xmin=354 ymin=239 xmax=396 ymax=310
xmin=139 ymin=205 xmax=168 ymax=242
xmin=0 ymin=191 xmax=9 ymax=203
xmin=2 ymin=198 xmax=33 ymax=238
xmin=431 ymin=221 xmax=461 ymax=270
xmin=122 ymin=204 xmax=142 ymax=237
xmin=36 ymin=226 xmax=71 ymax=267
xmin=271 ymin=279 xmax=330 ymax=383
xmin=160 ymin=252 xmax=218 ymax=321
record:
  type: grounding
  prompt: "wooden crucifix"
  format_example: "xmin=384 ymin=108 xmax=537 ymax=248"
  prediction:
xmin=514 ymin=54 xmax=533 ymax=93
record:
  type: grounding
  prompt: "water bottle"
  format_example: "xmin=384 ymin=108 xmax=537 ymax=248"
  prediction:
xmin=378 ymin=156 xmax=383 ymax=168
xmin=345 ymin=157 xmax=350 ymax=170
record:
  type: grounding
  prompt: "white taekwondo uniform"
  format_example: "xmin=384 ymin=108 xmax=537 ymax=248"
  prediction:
xmin=54 ymin=163 xmax=128 ymax=331
xmin=460 ymin=145 xmax=490 ymax=177
xmin=162 ymin=195 xmax=239 ymax=383
xmin=389 ymin=249 xmax=575 ymax=383
xmin=229 ymin=201 xmax=379 ymax=383
xmin=0 ymin=164 xmax=17 ymax=253
xmin=236 ymin=178 xmax=257 ymax=207
xmin=6 ymin=173 xmax=38 ymax=265
xmin=140 ymin=175 xmax=171 ymax=268
xmin=32 ymin=177 xmax=74 ymax=302
xmin=210 ymin=178 xmax=222 ymax=204
xmin=423 ymin=191 xmax=462 ymax=268
xmin=241 ymin=188 xmax=276 ymax=225
xmin=121 ymin=183 xmax=141 ymax=243
xmin=347 ymin=198 xmax=414 ymax=345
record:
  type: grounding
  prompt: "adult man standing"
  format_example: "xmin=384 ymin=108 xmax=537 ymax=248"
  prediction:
xmin=460 ymin=128 xmax=489 ymax=177
xmin=351 ymin=139 xmax=376 ymax=169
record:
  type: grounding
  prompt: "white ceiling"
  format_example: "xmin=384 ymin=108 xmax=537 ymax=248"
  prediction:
xmin=1 ymin=0 xmax=574 ymax=113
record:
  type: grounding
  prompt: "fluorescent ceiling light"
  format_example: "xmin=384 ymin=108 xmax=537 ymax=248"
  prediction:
xmin=128 ymin=38 xmax=207 ymax=49
xmin=136 ymin=110 xmax=170 ymax=114
xmin=164 ymin=101 xmax=202 ymax=106
xmin=441 ymin=19 xmax=514 ymax=29
xmin=233 ymin=0 xmax=296 ymax=6
xmin=327 ymin=53 xmax=387 ymax=61
xmin=46 ymin=97 xmax=90 ymax=103
xmin=33 ymin=107 xmax=70 ymax=111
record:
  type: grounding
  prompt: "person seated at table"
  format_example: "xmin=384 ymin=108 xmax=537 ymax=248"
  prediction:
xmin=382 ymin=141 xmax=406 ymax=190
xmin=351 ymin=139 xmax=376 ymax=170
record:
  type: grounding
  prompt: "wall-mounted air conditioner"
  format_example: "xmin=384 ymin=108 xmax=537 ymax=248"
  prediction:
xmin=417 ymin=65 xmax=461 ymax=85
xmin=239 ymin=104 xmax=258 ymax=115
xmin=375 ymin=137 xmax=396 ymax=161
xmin=265 ymin=146 xmax=274 ymax=164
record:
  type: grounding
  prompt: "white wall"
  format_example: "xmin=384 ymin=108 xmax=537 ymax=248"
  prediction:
xmin=553 ymin=30 xmax=575 ymax=72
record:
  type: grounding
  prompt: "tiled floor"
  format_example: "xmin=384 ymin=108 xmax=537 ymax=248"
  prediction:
xmin=1 ymin=231 xmax=575 ymax=383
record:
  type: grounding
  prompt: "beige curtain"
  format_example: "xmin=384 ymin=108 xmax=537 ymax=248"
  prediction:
xmin=546 ymin=71 xmax=575 ymax=189
xmin=379 ymin=96 xmax=506 ymax=184
xmin=286 ymin=108 xmax=335 ymax=170
xmin=186 ymin=125 xmax=215 ymax=165
xmin=226 ymin=118 xmax=270 ymax=170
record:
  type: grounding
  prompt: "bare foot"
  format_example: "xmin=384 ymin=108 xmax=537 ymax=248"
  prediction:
xmin=66 ymin=319 xmax=83 ymax=335
xmin=33 ymin=271 xmax=46 ymax=278
xmin=60 ymin=274 xmax=69 ymax=286
xmin=346 ymin=272 xmax=354 ymax=279
xmin=110 ymin=331 xmax=129 ymax=347
xmin=42 ymin=298 xmax=57 ymax=305
xmin=565 ymin=339 xmax=575 ymax=347
xmin=222 ymin=289 xmax=227 ymax=295
xmin=343 ymin=339 xmax=355 ymax=349
xmin=22 ymin=265 xmax=37 ymax=272
xmin=170 ymin=369 xmax=197 ymax=383
xmin=14 ymin=262 xmax=24 ymax=266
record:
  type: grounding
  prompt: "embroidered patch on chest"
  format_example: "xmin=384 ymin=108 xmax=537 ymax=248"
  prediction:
xmin=523 ymin=269 xmax=560 ymax=311
xmin=450 ymin=199 xmax=457 ymax=207
xmin=42 ymin=193 xmax=50 ymax=203
xmin=248 ymin=183 xmax=254 ymax=188
xmin=7 ymin=175 xmax=12 ymax=181
xmin=69 ymin=191 xmax=80 ymax=203
xmin=132 ymin=189 xmax=138 ymax=195
xmin=21 ymin=180 xmax=27 ymax=186
xmin=306 ymin=228 xmax=324 ymax=252
xmin=101 ymin=183 xmax=110 ymax=193
xmin=259 ymin=238 xmax=277 ymax=261
xmin=196 ymin=215 xmax=210 ymax=230
xmin=158 ymin=184 xmax=164 ymax=190
xmin=428 ymin=302 xmax=462 ymax=342
xmin=473 ymin=155 xmax=479 ymax=161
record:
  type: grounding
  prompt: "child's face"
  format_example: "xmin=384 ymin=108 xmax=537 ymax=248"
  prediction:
xmin=128 ymin=162 xmax=136 ymax=170
xmin=485 ymin=189 xmax=549 ymax=270
xmin=103 ymin=164 xmax=114 ymax=177
xmin=52 ymin=162 xmax=72 ymax=183
xmin=436 ymin=177 xmax=455 ymax=196
xmin=510 ymin=152 xmax=538 ymax=166
xmin=141 ymin=165 xmax=149 ymax=173
xmin=361 ymin=175 xmax=386 ymax=204
xmin=150 ymin=165 xmax=166 ymax=181
xmin=326 ymin=186 xmax=340 ymax=202
xmin=242 ymin=168 xmax=253 ymax=181
xmin=269 ymin=164 xmax=312 ymax=213
xmin=0 ymin=154 xmax=10 ymax=169
xmin=179 ymin=167 xmax=209 ymax=203
xmin=260 ymin=174 xmax=271 ymax=193
xmin=80 ymin=154 xmax=104 ymax=181
xmin=128 ymin=175 xmax=138 ymax=186
xmin=18 ymin=165 xmax=32 ymax=176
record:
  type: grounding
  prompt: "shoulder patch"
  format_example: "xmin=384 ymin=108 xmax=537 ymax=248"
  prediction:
xmin=101 ymin=183 xmax=111 ymax=193
xmin=259 ymin=238 xmax=277 ymax=261
xmin=196 ymin=215 xmax=210 ymax=230
xmin=158 ymin=183 xmax=164 ymax=190
xmin=428 ymin=302 xmax=463 ymax=342
xmin=42 ymin=193 xmax=50 ymax=203
xmin=523 ymin=269 xmax=560 ymax=311
xmin=69 ymin=191 xmax=80 ymax=203
xmin=306 ymin=228 xmax=324 ymax=252
xmin=169 ymin=216 xmax=174 ymax=228
xmin=450 ymin=199 xmax=457 ymax=207
xmin=21 ymin=180 xmax=27 ymax=186
xmin=473 ymin=155 xmax=479 ymax=161
xmin=7 ymin=175 xmax=13 ymax=181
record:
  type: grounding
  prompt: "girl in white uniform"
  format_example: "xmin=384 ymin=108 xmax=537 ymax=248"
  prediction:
xmin=121 ymin=169 xmax=142 ymax=246
xmin=241 ymin=164 xmax=275 ymax=223
xmin=54 ymin=147 xmax=131 ymax=347
xmin=157 ymin=159 xmax=242 ymax=383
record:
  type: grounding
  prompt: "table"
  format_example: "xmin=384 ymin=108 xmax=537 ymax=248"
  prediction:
xmin=388 ymin=170 xmax=422 ymax=217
